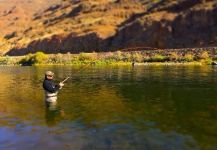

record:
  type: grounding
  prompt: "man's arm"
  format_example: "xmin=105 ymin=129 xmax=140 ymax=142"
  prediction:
xmin=43 ymin=80 xmax=60 ymax=93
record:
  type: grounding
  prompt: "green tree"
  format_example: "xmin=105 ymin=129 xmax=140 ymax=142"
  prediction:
xmin=32 ymin=52 xmax=49 ymax=63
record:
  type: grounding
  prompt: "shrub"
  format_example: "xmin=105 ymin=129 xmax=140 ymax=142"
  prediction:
xmin=49 ymin=53 xmax=64 ymax=64
xmin=32 ymin=52 xmax=49 ymax=63
xmin=152 ymin=54 xmax=166 ymax=62
xmin=184 ymin=53 xmax=195 ymax=62
xmin=18 ymin=52 xmax=48 ymax=65
xmin=115 ymin=51 xmax=123 ymax=61
xmin=213 ymin=55 xmax=217 ymax=61
xmin=198 ymin=51 xmax=209 ymax=60
xmin=143 ymin=55 xmax=150 ymax=62
xmin=19 ymin=53 xmax=34 ymax=65
xmin=4 ymin=56 xmax=18 ymax=65
xmin=170 ymin=52 xmax=179 ymax=61
xmin=204 ymin=58 xmax=213 ymax=64
xmin=132 ymin=52 xmax=143 ymax=62
xmin=107 ymin=51 xmax=123 ymax=61
xmin=79 ymin=52 xmax=94 ymax=61
xmin=71 ymin=56 xmax=79 ymax=62
xmin=126 ymin=53 xmax=132 ymax=62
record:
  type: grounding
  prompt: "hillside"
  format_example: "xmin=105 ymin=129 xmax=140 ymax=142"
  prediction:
xmin=0 ymin=0 xmax=217 ymax=56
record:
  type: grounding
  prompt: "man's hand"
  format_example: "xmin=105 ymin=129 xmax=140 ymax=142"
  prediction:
xmin=59 ymin=82 xmax=64 ymax=89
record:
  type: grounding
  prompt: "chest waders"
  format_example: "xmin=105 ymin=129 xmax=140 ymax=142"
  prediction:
xmin=44 ymin=90 xmax=58 ymax=102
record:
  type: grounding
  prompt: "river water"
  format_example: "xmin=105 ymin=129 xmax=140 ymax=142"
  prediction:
xmin=0 ymin=65 xmax=217 ymax=150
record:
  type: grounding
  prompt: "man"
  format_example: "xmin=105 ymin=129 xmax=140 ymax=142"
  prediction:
xmin=43 ymin=71 xmax=64 ymax=109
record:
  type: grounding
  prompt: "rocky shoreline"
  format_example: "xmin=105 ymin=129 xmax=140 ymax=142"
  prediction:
xmin=1 ymin=46 xmax=217 ymax=66
xmin=119 ymin=47 xmax=217 ymax=60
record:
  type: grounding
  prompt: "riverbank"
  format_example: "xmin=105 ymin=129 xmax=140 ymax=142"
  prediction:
xmin=0 ymin=60 xmax=207 ymax=67
xmin=0 ymin=47 xmax=217 ymax=66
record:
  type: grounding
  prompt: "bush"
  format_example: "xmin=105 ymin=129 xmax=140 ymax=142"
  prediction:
xmin=32 ymin=52 xmax=49 ymax=63
xmin=115 ymin=51 xmax=123 ymax=61
xmin=170 ymin=52 xmax=179 ymax=61
xmin=198 ymin=51 xmax=209 ymax=60
xmin=184 ymin=53 xmax=195 ymax=62
xmin=71 ymin=56 xmax=79 ymax=62
xmin=79 ymin=52 xmax=94 ymax=61
xmin=132 ymin=52 xmax=143 ymax=62
xmin=19 ymin=53 xmax=34 ymax=65
xmin=126 ymin=53 xmax=131 ymax=62
xmin=19 ymin=52 xmax=48 ymax=65
xmin=213 ymin=55 xmax=217 ymax=61
xmin=152 ymin=54 xmax=166 ymax=62
xmin=143 ymin=55 xmax=150 ymax=62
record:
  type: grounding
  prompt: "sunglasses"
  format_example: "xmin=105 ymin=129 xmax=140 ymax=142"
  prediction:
xmin=47 ymin=75 xmax=53 ymax=77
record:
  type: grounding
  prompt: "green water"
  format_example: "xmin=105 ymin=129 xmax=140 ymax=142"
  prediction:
xmin=0 ymin=65 xmax=217 ymax=150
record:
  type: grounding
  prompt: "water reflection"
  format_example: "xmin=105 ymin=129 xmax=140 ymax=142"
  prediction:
xmin=45 ymin=101 xmax=58 ymax=111
xmin=0 ymin=65 xmax=217 ymax=149
xmin=45 ymin=105 xmax=65 ymax=127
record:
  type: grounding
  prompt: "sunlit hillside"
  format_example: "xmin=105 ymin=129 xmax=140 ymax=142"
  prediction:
xmin=0 ymin=0 xmax=216 ymax=56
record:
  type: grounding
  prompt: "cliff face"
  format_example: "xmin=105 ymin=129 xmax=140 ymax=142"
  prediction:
xmin=0 ymin=0 xmax=217 ymax=56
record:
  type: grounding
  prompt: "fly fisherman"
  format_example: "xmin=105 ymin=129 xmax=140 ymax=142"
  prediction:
xmin=43 ymin=71 xmax=64 ymax=109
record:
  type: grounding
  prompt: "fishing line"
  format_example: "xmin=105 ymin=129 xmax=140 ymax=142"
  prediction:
xmin=60 ymin=46 xmax=167 ymax=83
xmin=59 ymin=46 xmax=217 ymax=95
xmin=61 ymin=52 xmax=108 ymax=83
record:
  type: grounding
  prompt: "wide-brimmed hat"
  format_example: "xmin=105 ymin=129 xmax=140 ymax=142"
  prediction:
xmin=45 ymin=71 xmax=54 ymax=76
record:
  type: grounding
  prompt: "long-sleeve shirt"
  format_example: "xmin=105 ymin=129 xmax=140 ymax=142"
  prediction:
xmin=43 ymin=78 xmax=60 ymax=93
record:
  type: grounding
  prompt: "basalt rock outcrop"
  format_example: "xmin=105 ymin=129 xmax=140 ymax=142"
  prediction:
xmin=1 ymin=0 xmax=217 ymax=56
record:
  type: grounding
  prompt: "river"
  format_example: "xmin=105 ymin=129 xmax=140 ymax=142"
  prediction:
xmin=0 ymin=65 xmax=217 ymax=150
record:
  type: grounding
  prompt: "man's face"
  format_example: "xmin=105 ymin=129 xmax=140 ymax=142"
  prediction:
xmin=47 ymin=75 xmax=53 ymax=79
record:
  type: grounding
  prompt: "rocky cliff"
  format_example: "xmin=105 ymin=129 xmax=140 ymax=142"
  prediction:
xmin=0 ymin=0 xmax=217 ymax=56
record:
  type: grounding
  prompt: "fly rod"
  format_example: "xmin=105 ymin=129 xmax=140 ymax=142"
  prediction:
xmin=61 ymin=46 xmax=163 ymax=83
xmin=61 ymin=62 xmax=91 ymax=83
xmin=61 ymin=53 xmax=107 ymax=83
xmin=61 ymin=77 xmax=70 ymax=83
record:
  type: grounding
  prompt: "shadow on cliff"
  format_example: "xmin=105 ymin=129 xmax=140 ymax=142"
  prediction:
xmin=5 ymin=32 xmax=115 ymax=56
xmin=172 ymin=6 xmax=217 ymax=47
xmin=116 ymin=0 xmax=217 ymax=49
xmin=118 ymin=0 xmax=201 ymax=28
